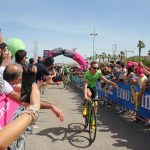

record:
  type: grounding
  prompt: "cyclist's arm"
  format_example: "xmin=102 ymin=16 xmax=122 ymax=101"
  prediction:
xmin=83 ymin=81 xmax=88 ymax=99
xmin=100 ymin=76 xmax=117 ymax=87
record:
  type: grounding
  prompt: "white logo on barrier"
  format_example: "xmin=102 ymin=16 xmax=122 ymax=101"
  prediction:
xmin=0 ymin=102 xmax=9 ymax=119
xmin=108 ymin=85 xmax=113 ymax=95
xmin=141 ymin=95 xmax=150 ymax=110
xmin=117 ymin=87 xmax=130 ymax=101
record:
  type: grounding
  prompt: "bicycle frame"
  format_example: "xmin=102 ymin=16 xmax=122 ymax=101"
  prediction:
xmin=83 ymin=99 xmax=99 ymax=143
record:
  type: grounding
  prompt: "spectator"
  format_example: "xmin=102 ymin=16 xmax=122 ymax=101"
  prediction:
xmin=125 ymin=61 xmax=138 ymax=84
xmin=135 ymin=66 xmax=148 ymax=107
xmin=139 ymin=61 xmax=150 ymax=75
xmin=118 ymin=62 xmax=127 ymax=82
xmin=37 ymin=56 xmax=44 ymax=64
xmin=3 ymin=63 xmax=64 ymax=122
xmin=14 ymin=49 xmax=28 ymax=67
xmin=29 ymin=58 xmax=35 ymax=65
xmin=35 ymin=56 xmax=56 ymax=84
xmin=135 ymin=67 xmax=148 ymax=89
xmin=0 ymin=83 xmax=40 ymax=150
xmin=0 ymin=42 xmax=16 ymax=96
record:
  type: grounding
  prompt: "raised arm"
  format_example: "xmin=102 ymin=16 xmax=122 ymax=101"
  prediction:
xmin=101 ymin=76 xmax=117 ymax=87
xmin=0 ymin=83 xmax=40 ymax=149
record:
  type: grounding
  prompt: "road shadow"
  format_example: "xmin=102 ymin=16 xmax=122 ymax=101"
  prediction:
xmin=96 ymin=106 xmax=150 ymax=150
xmin=68 ymin=83 xmax=150 ymax=150
xmin=37 ymin=123 xmax=92 ymax=148
xmin=67 ymin=82 xmax=84 ymax=115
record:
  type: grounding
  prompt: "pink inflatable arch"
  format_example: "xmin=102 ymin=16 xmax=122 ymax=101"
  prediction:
xmin=43 ymin=48 xmax=88 ymax=68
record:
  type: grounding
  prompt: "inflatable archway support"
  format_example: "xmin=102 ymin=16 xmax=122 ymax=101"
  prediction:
xmin=43 ymin=48 xmax=88 ymax=68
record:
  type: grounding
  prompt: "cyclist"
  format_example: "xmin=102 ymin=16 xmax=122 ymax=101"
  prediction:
xmin=83 ymin=61 xmax=117 ymax=115
xmin=62 ymin=65 xmax=69 ymax=88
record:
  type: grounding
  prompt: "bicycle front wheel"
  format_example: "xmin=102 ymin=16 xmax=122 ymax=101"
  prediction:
xmin=89 ymin=109 xmax=97 ymax=142
xmin=84 ymin=114 xmax=88 ymax=129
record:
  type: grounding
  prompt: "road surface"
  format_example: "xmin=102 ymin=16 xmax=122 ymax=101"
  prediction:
xmin=25 ymin=83 xmax=150 ymax=150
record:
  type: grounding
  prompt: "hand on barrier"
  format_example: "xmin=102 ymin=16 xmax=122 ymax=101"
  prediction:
xmin=111 ymin=82 xmax=118 ymax=88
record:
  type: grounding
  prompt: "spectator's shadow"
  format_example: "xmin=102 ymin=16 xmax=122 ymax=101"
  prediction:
xmin=37 ymin=123 xmax=92 ymax=148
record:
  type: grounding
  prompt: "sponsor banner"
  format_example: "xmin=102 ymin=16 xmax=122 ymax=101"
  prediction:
xmin=72 ymin=77 xmax=150 ymax=118
xmin=98 ymin=82 xmax=150 ymax=118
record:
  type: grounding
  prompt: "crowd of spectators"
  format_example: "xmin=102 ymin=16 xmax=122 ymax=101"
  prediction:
xmin=1 ymin=35 xmax=150 ymax=149
xmin=71 ymin=60 xmax=150 ymax=124
xmin=0 ymin=40 xmax=64 ymax=149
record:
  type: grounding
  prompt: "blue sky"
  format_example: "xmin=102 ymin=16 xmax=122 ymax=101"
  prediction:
xmin=1 ymin=0 xmax=150 ymax=63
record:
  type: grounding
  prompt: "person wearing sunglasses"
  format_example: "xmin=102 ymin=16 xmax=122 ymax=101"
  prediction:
xmin=83 ymin=61 xmax=117 ymax=113
xmin=0 ymin=42 xmax=14 ymax=96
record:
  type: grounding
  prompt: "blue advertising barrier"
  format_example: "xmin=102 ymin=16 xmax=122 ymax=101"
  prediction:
xmin=72 ymin=76 xmax=150 ymax=119
xmin=97 ymin=82 xmax=150 ymax=118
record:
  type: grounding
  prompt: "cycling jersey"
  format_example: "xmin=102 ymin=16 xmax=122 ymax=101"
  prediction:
xmin=83 ymin=70 xmax=102 ymax=88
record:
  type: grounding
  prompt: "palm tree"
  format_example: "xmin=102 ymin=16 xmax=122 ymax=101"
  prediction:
xmin=107 ymin=54 xmax=111 ymax=62
xmin=102 ymin=52 xmax=107 ymax=61
xmin=112 ymin=54 xmax=118 ymax=61
xmin=95 ymin=54 xmax=99 ymax=62
xmin=95 ymin=54 xmax=101 ymax=64
xmin=137 ymin=40 xmax=145 ymax=62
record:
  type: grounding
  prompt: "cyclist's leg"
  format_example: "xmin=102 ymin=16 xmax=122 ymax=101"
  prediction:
xmin=90 ymin=87 xmax=98 ymax=113
xmin=87 ymin=88 xmax=92 ymax=99
xmin=82 ymin=88 xmax=92 ymax=116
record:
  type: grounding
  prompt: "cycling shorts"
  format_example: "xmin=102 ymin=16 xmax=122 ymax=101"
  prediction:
xmin=87 ymin=87 xmax=96 ymax=99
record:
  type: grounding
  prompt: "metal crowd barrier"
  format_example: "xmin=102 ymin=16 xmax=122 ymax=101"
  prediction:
xmin=8 ymin=106 xmax=33 ymax=150
xmin=71 ymin=76 xmax=150 ymax=119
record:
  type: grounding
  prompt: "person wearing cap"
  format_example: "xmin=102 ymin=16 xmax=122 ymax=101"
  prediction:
xmin=139 ymin=61 xmax=150 ymax=75
xmin=124 ymin=61 xmax=138 ymax=84
xmin=135 ymin=66 xmax=148 ymax=102
xmin=135 ymin=67 xmax=148 ymax=89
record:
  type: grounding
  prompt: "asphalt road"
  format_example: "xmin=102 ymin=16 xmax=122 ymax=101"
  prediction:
xmin=25 ymin=83 xmax=150 ymax=150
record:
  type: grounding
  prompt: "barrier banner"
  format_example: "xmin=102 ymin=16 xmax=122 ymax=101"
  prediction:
xmin=72 ymin=76 xmax=150 ymax=118
xmin=97 ymin=82 xmax=150 ymax=118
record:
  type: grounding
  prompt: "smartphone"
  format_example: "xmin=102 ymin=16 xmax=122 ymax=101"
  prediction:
xmin=20 ymin=65 xmax=36 ymax=103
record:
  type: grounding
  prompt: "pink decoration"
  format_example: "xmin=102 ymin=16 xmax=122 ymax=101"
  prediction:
xmin=0 ymin=94 xmax=19 ymax=128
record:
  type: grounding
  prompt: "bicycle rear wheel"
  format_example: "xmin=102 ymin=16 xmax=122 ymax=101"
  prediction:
xmin=89 ymin=109 xmax=97 ymax=142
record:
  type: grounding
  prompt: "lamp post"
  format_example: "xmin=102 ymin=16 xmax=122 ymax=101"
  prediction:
xmin=90 ymin=27 xmax=98 ymax=60
xmin=112 ymin=44 xmax=117 ymax=56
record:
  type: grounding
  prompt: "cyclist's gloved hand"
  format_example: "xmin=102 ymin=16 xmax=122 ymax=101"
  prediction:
xmin=84 ymin=96 xmax=91 ymax=101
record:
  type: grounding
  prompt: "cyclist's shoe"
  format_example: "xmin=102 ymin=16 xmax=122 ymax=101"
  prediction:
xmin=91 ymin=120 xmax=96 ymax=130
xmin=82 ymin=106 xmax=87 ymax=116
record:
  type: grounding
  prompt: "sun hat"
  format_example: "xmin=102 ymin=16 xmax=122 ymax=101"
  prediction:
xmin=135 ymin=67 xmax=144 ymax=77
xmin=126 ymin=61 xmax=133 ymax=69
xmin=132 ymin=62 xmax=138 ymax=68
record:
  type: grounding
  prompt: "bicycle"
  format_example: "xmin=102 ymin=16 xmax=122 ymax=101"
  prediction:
xmin=62 ymin=74 xmax=69 ymax=89
xmin=82 ymin=98 xmax=100 ymax=143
